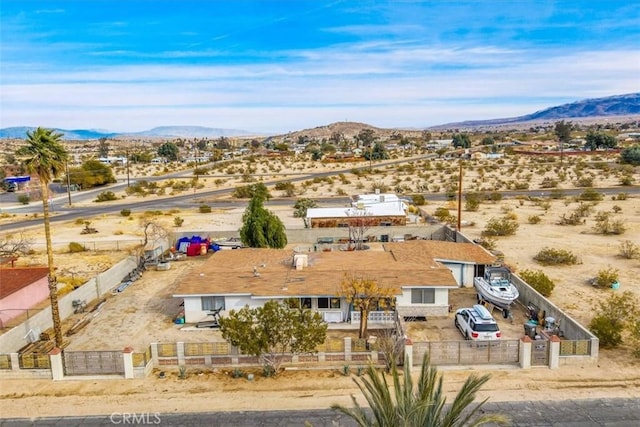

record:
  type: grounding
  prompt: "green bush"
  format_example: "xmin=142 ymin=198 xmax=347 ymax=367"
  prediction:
xmin=17 ymin=194 xmax=30 ymax=205
xmin=589 ymin=315 xmax=624 ymax=348
xmin=527 ymin=215 xmax=542 ymax=224
xmin=592 ymin=211 xmax=626 ymax=235
xmin=533 ymin=247 xmax=579 ymax=265
xmin=577 ymin=188 xmax=603 ymax=201
xmin=174 ymin=217 xmax=184 ymax=227
xmin=593 ymin=267 xmax=619 ymax=288
xmin=411 ymin=194 xmax=426 ymax=206
xmin=68 ymin=242 xmax=85 ymax=253
xmin=94 ymin=191 xmax=118 ymax=202
xmin=198 ymin=204 xmax=212 ymax=213
xmin=481 ymin=216 xmax=519 ymax=236
xmin=120 ymin=208 xmax=131 ymax=217
xmin=518 ymin=269 xmax=555 ymax=297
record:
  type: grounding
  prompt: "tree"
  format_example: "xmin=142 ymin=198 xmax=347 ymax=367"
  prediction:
xmin=331 ymin=355 xmax=508 ymax=427
xmin=16 ymin=127 xmax=69 ymax=349
xmin=346 ymin=208 xmax=373 ymax=250
xmin=157 ymin=142 xmax=179 ymax=161
xmin=98 ymin=137 xmax=110 ymax=157
xmin=69 ymin=159 xmax=116 ymax=189
xmin=0 ymin=233 xmax=33 ymax=258
xmin=219 ymin=299 xmax=327 ymax=374
xmin=338 ymin=274 xmax=396 ymax=339
xmin=554 ymin=120 xmax=572 ymax=144
xmin=452 ymin=133 xmax=471 ymax=149
xmin=620 ymin=144 xmax=640 ymax=165
xmin=584 ymin=131 xmax=617 ymax=151
xmin=139 ymin=218 xmax=170 ymax=251
xmin=293 ymin=198 xmax=318 ymax=227
xmin=239 ymin=192 xmax=287 ymax=248
xmin=363 ymin=141 xmax=389 ymax=161
xmin=554 ymin=120 xmax=572 ymax=163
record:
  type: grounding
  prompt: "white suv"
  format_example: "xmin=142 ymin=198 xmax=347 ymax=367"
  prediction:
xmin=454 ymin=304 xmax=501 ymax=341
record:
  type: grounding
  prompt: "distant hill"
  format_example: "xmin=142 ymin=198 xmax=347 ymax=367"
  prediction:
xmin=432 ymin=93 xmax=640 ymax=129
xmin=0 ymin=125 xmax=258 ymax=140
xmin=0 ymin=127 xmax=118 ymax=140
xmin=2 ymin=93 xmax=638 ymax=139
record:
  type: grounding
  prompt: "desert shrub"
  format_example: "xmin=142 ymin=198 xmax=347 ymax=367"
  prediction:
xmin=527 ymin=215 xmax=542 ymax=224
xmin=513 ymin=182 xmax=529 ymax=190
xmin=120 ymin=208 xmax=131 ymax=217
xmin=275 ymin=181 xmax=296 ymax=197
xmin=411 ymin=194 xmax=426 ymax=206
xmin=574 ymin=176 xmax=594 ymax=187
xmin=589 ymin=291 xmax=639 ymax=348
xmin=619 ymin=175 xmax=634 ymax=186
xmin=481 ymin=216 xmax=519 ymax=237
xmin=433 ymin=207 xmax=453 ymax=223
xmin=539 ymin=177 xmax=558 ymax=188
xmin=174 ymin=217 xmax=184 ymax=227
xmin=533 ymin=247 xmax=579 ymax=265
xmin=17 ymin=194 xmax=30 ymax=205
xmin=577 ymin=188 xmax=603 ymax=201
xmin=619 ymin=240 xmax=640 ymax=259
xmin=198 ymin=204 xmax=212 ymax=213
xmin=593 ymin=267 xmax=619 ymax=289
xmin=589 ymin=315 xmax=624 ymax=348
xmin=612 ymin=205 xmax=622 ymax=213
xmin=68 ymin=242 xmax=85 ymax=253
xmin=518 ymin=269 xmax=555 ymax=297
xmin=143 ymin=210 xmax=163 ymax=217
xmin=464 ymin=192 xmax=482 ymax=211
xmin=615 ymin=192 xmax=628 ymax=201
xmin=593 ymin=211 xmax=626 ymax=235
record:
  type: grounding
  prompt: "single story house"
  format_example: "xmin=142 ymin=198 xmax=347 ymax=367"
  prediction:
xmin=0 ymin=266 xmax=49 ymax=327
xmin=173 ymin=245 xmax=458 ymax=324
xmin=384 ymin=241 xmax=497 ymax=287
xmin=306 ymin=203 xmax=407 ymax=228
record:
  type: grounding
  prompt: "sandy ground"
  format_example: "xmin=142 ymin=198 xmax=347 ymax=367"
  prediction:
xmin=1 ymin=154 xmax=639 ymax=418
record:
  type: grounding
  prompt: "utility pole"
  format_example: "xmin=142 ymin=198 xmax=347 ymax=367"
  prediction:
xmin=457 ymin=159 xmax=463 ymax=232
xmin=126 ymin=149 xmax=130 ymax=187
xmin=65 ymin=160 xmax=72 ymax=206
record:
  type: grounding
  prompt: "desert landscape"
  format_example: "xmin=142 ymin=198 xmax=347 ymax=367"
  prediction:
xmin=1 ymin=150 xmax=639 ymax=418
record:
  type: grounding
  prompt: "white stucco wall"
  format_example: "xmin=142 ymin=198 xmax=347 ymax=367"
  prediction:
xmin=439 ymin=262 xmax=477 ymax=287
xmin=396 ymin=287 xmax=450 ymax=317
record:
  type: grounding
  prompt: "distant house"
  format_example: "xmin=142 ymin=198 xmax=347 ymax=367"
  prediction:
xmin=97 ymin=156 xmax=127 ymax=165
xmin=173 ymin=245 xmax=460 ymax=324
xmin=0 ymin=267 xmax=49 ymax=327
xmin=306 ymin=203 xmax=407 ymax=228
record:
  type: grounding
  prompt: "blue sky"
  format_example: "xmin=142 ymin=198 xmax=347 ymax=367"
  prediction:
xmin=1 ymin=1 xmax=639 ymax=134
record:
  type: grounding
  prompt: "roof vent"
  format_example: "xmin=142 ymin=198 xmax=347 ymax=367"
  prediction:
xmin=293 ymin=254 xmax=308 ymax=270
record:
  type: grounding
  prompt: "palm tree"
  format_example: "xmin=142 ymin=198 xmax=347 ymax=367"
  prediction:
xmin=17 ymin=127 xmax=69 ymax=349
xmin=332 ymin=355 xmax=509 ymax=427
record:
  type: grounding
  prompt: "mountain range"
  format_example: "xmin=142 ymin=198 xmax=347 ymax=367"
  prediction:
xmin=1 ymin=93 xmax=638 ymax=140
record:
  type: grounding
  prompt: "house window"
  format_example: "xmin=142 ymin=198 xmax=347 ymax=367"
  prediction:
xmin=317 ymin=297 xmax=341 ymax=309
xmin=411 ymin=289 xmax=435 ymax=304
xmin=202 ymin=296 xmax=225 ymax=311
xmin=300 ymin=297 xmax=312 ymax=309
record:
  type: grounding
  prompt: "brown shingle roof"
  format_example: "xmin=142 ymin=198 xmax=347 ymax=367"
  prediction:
xmin=174 ymin=247 xmax=457 ymax=298
xmin=0 ymin=267 xmax=49 ymax=300
xmin=385 ymin=240 xmax=496 ymax=265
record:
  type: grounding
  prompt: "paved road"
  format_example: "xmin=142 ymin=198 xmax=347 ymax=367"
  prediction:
xmin=1 ymin=398 xmax=639 ymax=426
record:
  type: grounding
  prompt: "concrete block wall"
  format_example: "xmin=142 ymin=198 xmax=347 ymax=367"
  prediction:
xmin=0 ymin=255 xmax=139 ymax=353
xmin=174 ymin=224 xmax=445 ymax=246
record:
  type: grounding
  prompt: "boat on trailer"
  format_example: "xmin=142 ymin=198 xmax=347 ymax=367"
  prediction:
xmin=473 ymin=266 xmax=519 ymax=314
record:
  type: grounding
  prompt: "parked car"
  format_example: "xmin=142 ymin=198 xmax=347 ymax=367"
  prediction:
xmin=454 ymin=304 xmax=501 ymax=341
